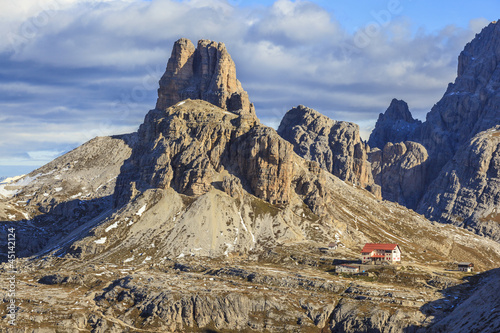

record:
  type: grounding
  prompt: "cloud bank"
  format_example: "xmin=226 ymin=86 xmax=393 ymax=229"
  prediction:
xmin=0 ymin=0 xmax=492 ymax=176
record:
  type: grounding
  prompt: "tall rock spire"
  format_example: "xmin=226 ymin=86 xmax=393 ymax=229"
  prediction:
xmin=156 ymin=38 xmax=255 ymax=118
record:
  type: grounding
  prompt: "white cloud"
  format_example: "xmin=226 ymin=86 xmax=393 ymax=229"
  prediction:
xmin=248 ymin=0 xmax=342 ymax=45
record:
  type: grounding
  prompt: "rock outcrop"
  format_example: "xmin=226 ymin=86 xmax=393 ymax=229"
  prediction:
xmin=369 ymin=141 xmax=428 ymax=209
xmin=278 ymin=105 xmax=380 ymax=198
xmin=367 ymin=21 xmax=500 ymax=240
xmin=114 ymin=99 xmax=294 ymax=208
xmin=368 ymin=99 xmax=421 ymax=149
xmin=156 ymin=38 xmax=256 ymax=122
xmin=418 ymin=128 xmax=500 ymax=240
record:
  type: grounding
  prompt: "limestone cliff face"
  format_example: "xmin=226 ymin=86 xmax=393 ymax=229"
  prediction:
xmin=114 ymin=100 xmax=293 ymax=207
xmin=369 ymin=142 xmax=428 ymax=209
xmin=368 ymin=99 xmax=421 ymax=150
xmin=418 ymin=128 xmax=500 ymax=241
xmin=277 ymin=105 xmax=380 ymax=198
xmin=416 ymin=21 xmax=500 ymax=178
xmin=156 ymin=38 xmax=256 ymax=120
xmin=367 ymin=21 xmax=500 ymax=239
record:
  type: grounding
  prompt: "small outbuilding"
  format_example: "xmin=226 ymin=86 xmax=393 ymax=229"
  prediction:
xmin=336 ymin=264 xmax=360 ymax=274
xmin=458 ymin=262 xmax=474 ymax=272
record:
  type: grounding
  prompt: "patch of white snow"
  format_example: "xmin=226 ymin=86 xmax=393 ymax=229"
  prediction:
xmin=105 ymin=221 xmax=120 ymax=232
xmin=136 ymin=205 xmax=147 ymax=216
xmin=94 ymin=237 xmax=107 ymax=244
xmin=70 ymin=192 xmax=82 ymax=199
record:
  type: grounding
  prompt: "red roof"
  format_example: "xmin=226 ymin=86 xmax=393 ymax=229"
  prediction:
xmin=361 ymin=243 xmax=398 ymax=253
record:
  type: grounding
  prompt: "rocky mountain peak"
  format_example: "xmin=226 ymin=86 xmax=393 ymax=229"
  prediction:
xmin=366 ymin=21 xmax=500 ymax=240
xmin=457 ymin=20 xmax=500 ymax=81
xmin=278 ymin=105 xmax=381 ymax=198
xmin=156 ymin=38 xmax=256 ymax=120
xmin=383 ymin=99 xmax=415 ymax=122
xmin=368 ymin=99 xmax=420 ymax=149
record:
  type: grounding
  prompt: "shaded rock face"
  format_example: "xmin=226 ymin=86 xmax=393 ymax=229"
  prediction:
xmin=368 ymin=99 xmax=421 ymax=150
xmin=369 ymin=141 xmax=428 ymax=209
xmin=156 ymin=38 xmax=256 ymax=120
xmin=278 ymin=105 xmax=381 ymax=198
xmin=114 ymin=100 xmax=293 ymax=207
xmin=367 ymin=22 xmax=500 ymax=239
xmin=418 ymin=128 xmax=500 ymax=241
xmin=415 ymin=21 xmax=500 ymax=178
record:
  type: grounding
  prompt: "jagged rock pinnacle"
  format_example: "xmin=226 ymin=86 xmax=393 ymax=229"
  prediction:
xmin=368 ymin=99 xmax=420 ymax=150
xmin=156 ymin=38 xmax=256 ymax=119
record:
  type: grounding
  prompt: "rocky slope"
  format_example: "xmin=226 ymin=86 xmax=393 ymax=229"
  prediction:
xmin=278 ymin=105 xmax=381 ymax=198
xmin=0 ymin=134 xmax=136 ymax=258
xmin=368 ymin=21 xmax=500 ymax=240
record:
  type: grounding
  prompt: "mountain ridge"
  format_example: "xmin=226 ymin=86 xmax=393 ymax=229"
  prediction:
xmin=367 ymin=21 xmax=500 ymax=240
xmin=0 ymin=34 xmax=499 ymax=332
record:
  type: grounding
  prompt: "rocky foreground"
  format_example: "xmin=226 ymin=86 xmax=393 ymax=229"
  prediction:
xmin=1 ymin=248 xmax=499 ymax=332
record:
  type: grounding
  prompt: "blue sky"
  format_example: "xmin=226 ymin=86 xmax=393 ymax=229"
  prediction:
xmin=0 ymin=0 xmax=499 ymax=178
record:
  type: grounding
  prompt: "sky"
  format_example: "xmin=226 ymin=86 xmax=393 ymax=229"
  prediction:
xmin=0 ymin=0 xmax=499 ymax=178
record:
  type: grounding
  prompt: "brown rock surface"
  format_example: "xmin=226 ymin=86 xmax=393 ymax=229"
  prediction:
xmin=278 ymin=105 xmax=380 ymax=198
xmin=114 ymin=100 xmax=293 ymax=207
xmin=156 ymin=38 xmax=256 ymax=121
xmin=2 ymin=34 xmax=500 ymax=333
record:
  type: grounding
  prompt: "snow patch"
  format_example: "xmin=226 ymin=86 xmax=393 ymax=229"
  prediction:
xmin=124 ymin=256 xmax=134 ymax=263
xmin=238 ymin=212 xmax=255 ymax=245
xmin=43 ymin=193 xmax=49 ymax=197
xmin=70 ymin=192 xmax=82 ymax=199
xmin=136 ymin=205 xmax=147 ymax=216
xmin=7 ymin=214 xmax=16 ymax=220
xmin=0 ymin=185 xmax=19 ymax=198
xmin=177 ymin=101 xmax=186 ymax=106
xmin=94 ymin=237 xmax=107 ymax=244
xmin=177 ymin=253 xmax=185 ymax=258
xmin=55 ymin=187 xmax=63 ymax=192
xmin=105 ymin=221 xmax=120 ymax=232
xmin=14 ymin=174 xmax=41 ymax=187
xmin=224 ymin=243 xmax=233 ymax=256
